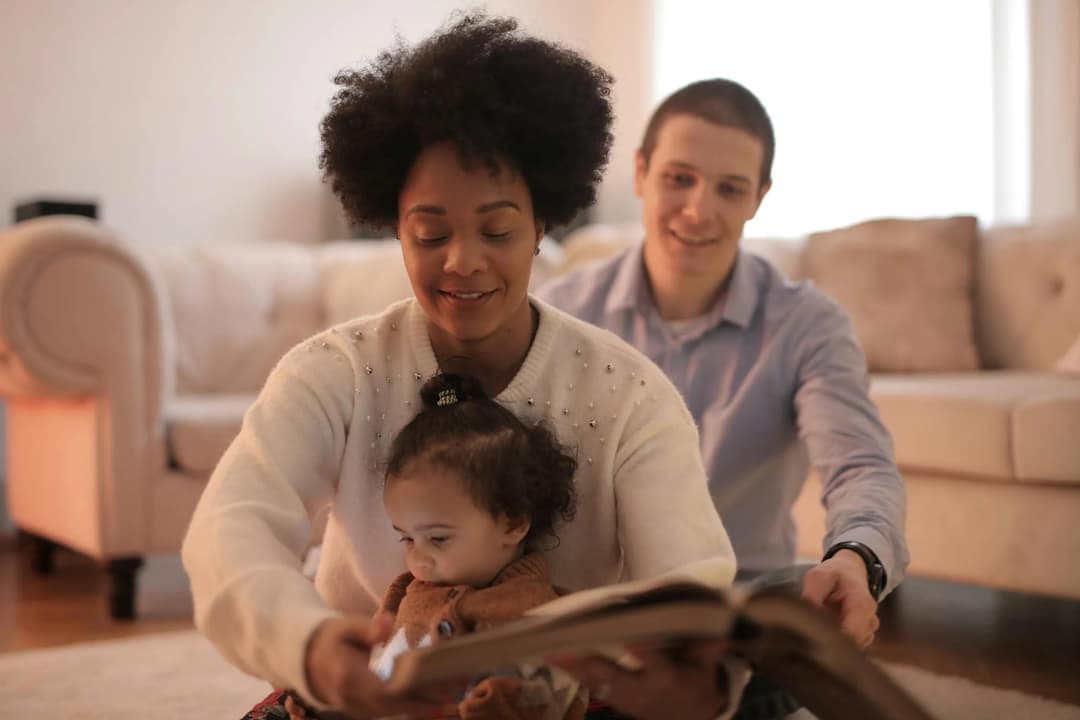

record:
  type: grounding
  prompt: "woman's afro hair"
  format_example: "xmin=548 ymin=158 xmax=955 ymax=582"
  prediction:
xmin=319 ymin=11 xmax=614 ymax=231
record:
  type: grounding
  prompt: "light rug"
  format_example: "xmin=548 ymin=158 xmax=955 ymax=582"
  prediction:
xmin=0 ymin=630 xmax=1077 ymax=720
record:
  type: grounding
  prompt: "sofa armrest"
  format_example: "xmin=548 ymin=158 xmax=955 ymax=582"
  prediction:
xmin=0 ymin=216 xmax=170 ymax=413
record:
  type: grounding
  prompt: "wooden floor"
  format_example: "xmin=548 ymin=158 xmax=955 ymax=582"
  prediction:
xmin=871 ymin=570 xmax=1080 ymax=706
xmin=1 ymin=533 xmax=1078 ymax=707
xmin=0 ymin=534 xmax=192 ymax=651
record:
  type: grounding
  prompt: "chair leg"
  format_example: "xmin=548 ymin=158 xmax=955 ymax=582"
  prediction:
xmin=106 ymin=556 xmax=144 ymax=621
xmin=30 ymin=534 xmax=58 ymax=575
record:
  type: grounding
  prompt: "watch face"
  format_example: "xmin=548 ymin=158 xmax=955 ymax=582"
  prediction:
xmin=869 ymin=564 xmax=885 ymax=599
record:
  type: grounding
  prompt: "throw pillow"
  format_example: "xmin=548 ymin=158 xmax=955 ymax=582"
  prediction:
xmin=803 ymin=216 xmax=980 ymax=372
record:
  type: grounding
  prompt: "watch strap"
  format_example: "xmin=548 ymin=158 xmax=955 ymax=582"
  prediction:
xmin=823 ymin=541 xmax=886 ymax=601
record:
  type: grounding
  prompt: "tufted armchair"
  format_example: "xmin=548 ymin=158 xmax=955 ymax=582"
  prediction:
xmin=0 ymin=216 xmax=562 ymax=618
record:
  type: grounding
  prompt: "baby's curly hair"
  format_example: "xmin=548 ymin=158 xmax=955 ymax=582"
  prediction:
xmin=386 ymin=374 xmax=577 ymax=549
xmin=319 ymin=11 xmax=614 ymax=231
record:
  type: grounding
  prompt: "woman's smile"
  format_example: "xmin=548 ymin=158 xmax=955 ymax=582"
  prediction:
xmin=438 ymin=288 xmax=498 ymax=306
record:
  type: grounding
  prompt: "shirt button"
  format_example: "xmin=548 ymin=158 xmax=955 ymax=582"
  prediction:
xmin=437 ymin=620 xmax=455 ymax=637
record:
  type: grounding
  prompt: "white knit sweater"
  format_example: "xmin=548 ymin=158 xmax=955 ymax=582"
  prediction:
xmin=181 ymin=297 xmax=735 ymax=703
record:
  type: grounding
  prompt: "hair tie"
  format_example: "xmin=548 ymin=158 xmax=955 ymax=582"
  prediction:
xmin=436 ymin=388 xmax=459 ymax=407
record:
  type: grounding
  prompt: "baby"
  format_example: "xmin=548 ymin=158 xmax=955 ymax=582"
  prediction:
xmin=252 ymin=373 xmax=586 ymax=720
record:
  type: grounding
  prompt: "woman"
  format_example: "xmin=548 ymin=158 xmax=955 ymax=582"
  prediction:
xmin=181 ymin=13 xmax=736 ymax=719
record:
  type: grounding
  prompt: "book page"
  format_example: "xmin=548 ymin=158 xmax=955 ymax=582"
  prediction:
xmin=526 ymin=556 xmax=741 ymax=618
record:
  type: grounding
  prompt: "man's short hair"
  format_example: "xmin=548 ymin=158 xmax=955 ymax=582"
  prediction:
xmin=640 ymin=79 xmax=775 ymax=187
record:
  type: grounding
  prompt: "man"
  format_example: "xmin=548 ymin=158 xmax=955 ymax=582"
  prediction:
xmin=538 ymin=79 xmax=909 ymax=719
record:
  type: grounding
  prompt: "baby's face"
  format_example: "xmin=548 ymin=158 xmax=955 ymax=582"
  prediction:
xmin=384 ymin=467 xmax=528 ymax=587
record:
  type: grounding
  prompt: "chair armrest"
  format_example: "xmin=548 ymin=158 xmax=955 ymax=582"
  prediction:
xmin=0 ymin=216 xmax=171 ymax=429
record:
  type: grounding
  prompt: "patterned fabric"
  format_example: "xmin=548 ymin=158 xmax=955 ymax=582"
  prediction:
xmin=241 ymin=690 xmax=293 ymax=720
xmin=240 ymin=691 xmax=612 ymax=720
xmin=241 ymin=689 xmax=369 ymax=720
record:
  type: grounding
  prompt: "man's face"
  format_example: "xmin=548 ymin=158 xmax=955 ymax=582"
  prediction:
xmin=635 ymin=114 xmax=770 ymax=282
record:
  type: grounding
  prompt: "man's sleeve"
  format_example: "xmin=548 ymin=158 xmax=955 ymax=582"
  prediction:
xmin=791 ymin=298 xmax=910 ymax=596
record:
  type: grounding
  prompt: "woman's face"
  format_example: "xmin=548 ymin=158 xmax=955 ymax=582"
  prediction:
xmin=635 ymin=114 xmax=770 ymax=283
xmin=398 ymin=142 xmax=542 ymax=347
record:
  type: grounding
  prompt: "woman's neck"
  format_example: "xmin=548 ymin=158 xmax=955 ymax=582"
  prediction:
xmin=428 ymin=301 xmax=539 ymax=397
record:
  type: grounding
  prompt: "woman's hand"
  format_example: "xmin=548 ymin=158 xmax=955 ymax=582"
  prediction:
xmin=801 ymin=551 xmax=880 ymax=649
xmin=302 ymin=613 xmax=440 ymax=719
xmin=550 ymin=640 xmax=735 ymax=720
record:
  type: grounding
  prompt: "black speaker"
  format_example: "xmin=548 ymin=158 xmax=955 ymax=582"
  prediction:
xmin=14 ymin=198 xmax=98 ymax=223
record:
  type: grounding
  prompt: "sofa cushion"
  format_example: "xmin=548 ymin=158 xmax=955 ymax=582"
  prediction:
xmin=1012 ymin=384 xmax=1080 ymax=483
xmin=165 ymin=394 xmax=251 ymax=475
xmin=320 ymin=241 xmax=414 ymax=327
xmin=155 ymin=244 xmax=327 ymax=395
xmin=870 ymin=372 xmax=1080 ymax=484
xmin=804 ymin=217 xmax=979 ymax=372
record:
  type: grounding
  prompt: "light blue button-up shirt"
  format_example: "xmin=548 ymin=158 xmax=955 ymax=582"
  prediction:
xmin=538 ymin=244 xmax=908 ymax=594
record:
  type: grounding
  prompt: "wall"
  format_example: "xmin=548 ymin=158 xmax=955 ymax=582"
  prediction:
xmin=0 ymin=1 xmax=661 ymax=527
xmin=579 ymin=0 xmax=654 ymax=225
xmin=0 ymin=0 xmax=654 ymax=247
xmin=3 ymin=0 xmax=1079 ymax=248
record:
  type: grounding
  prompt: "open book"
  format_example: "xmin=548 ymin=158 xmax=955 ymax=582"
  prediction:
xmin=379 ymin=569 xmax=937 ymax=720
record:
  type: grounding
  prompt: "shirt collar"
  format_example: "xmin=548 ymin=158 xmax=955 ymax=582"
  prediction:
xmin=603 ymin=242 xmax=651 ymax=315
xmin=721 ymin=250 xmax=758 ymax=329
xmin=604 ymin=244 xmax=759 ymax=330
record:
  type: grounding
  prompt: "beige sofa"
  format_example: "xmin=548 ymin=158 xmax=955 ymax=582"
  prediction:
xmin=1 ymin=214 xmax=1078 ymax=618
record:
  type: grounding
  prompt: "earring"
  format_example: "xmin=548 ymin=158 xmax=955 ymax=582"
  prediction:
xmin=534 ymin=245 xmax=541 ymax=256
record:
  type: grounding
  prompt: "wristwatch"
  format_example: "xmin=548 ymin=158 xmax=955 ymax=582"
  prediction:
xmin=823 ymin=541 xmax=886 ymax=601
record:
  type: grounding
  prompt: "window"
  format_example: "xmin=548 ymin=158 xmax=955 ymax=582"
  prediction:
xmin=654 ymin=0 xmax=1019 ymax=237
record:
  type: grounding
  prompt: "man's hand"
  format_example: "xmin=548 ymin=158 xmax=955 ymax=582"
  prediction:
xmin=549 ymin=640 xmax=736 ymax=720
xmin=801 ymin=551 xmax=880 ymax=648
xmin=302 ymin=613 xmax=440 ymax=719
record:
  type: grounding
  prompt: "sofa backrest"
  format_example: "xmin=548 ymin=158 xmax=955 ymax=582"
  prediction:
xmin=151 ymin=239 xmax=565 ymax=395
xmin=558 ymin=218 xmax=1080 ymax=372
